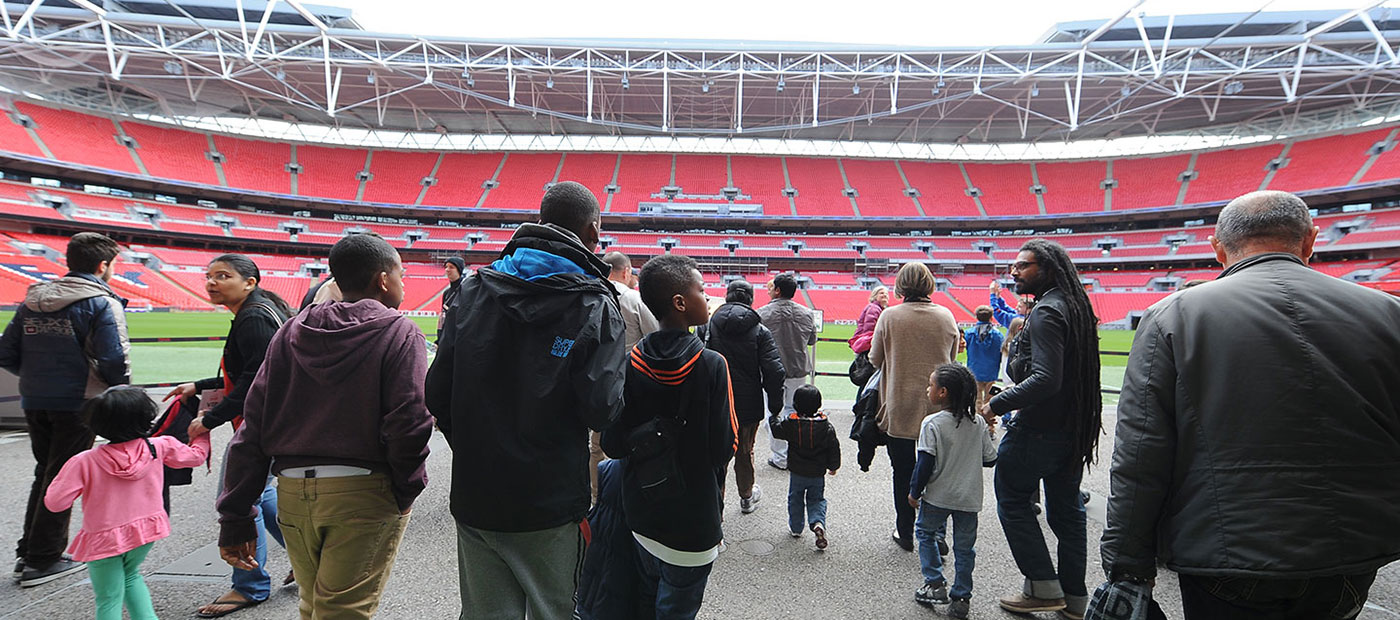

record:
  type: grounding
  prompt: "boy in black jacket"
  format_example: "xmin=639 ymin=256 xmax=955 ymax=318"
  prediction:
xmin=601 ymin=254 xmax=737 ymax=620
xmin=770 ymin=384 xmax=841 ymax=550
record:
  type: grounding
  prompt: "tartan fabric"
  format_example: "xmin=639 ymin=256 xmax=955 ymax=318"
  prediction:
xmin=1085 ymin=580 xmax=1167 ymax=620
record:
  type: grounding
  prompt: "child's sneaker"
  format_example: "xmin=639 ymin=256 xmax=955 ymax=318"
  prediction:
xmin=740 ymin=485 xmax=763 ymax=514
xmin=812 ymin=523 xmax=828 ymax=550
xmin=914 ymin=582 xmax=949 ymax=606
xmin=948 ymin=598 xmax=970 ymax=619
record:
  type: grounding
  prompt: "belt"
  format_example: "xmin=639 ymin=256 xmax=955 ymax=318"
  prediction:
xmin=277 ymin=465 xmax=372 ymax=479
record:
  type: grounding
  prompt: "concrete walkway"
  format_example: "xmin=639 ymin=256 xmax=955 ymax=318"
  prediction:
xmin=1 ymin=404 xmax=1396 ymax=619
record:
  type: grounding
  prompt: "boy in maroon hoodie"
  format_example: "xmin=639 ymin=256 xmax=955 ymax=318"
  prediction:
xmin=217 ymin=234 xmax=433 ymax=619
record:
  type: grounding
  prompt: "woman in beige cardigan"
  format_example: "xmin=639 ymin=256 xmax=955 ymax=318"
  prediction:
xmin=869 ymin=262 xmax=961 ymax=550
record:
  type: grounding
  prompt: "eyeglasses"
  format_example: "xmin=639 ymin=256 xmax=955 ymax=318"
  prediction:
xmin=1009 ymin=260 xmax=1038 ymax=272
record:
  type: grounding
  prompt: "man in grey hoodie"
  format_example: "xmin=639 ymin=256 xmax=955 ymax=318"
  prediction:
xmin=0 ymin=232 xmax=129 ymax=588
xmin=217 ymin=234 xmax=433 ymax=619
xmin=757 ymin=272 xmax=816 ymax=470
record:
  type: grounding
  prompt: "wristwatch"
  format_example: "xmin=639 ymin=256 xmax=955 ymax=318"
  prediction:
xmin=1109 ymin=570 xmax=1154 ymax=586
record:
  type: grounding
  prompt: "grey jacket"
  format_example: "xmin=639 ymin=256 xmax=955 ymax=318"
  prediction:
xmin=757 ymin=298 xmax=816 ymax=378
xmin=1102 ymin=253 xmax=1400 ymax=580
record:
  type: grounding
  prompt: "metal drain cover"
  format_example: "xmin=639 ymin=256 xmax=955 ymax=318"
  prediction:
xmin=738 ymin=540 xmax=775 ymax=556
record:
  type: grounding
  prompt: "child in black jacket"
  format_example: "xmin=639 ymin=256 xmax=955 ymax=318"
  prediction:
xmin=600 ymin=254 xmax=737 ymax=620
xmin=770 ymin=384 xmax=841 ymax=550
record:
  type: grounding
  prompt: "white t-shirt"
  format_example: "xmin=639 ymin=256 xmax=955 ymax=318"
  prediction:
xmin=915 ymin=410 xmax=1000 ymax=513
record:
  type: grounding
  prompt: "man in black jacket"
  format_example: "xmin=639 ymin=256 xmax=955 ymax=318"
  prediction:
xmin=426 ymin=181 xmax=627 ymax=620
xmin=0 ymin=232 xmax=129 ymax=588
xmin=1098 ymin=191 xmax=1400 ymax=620
xmin=435 ymin=255 xmax=465 ymax=341
xmin=698 ymin=279 xmax=784 ymax=514
xmin=980 ymin=239 xmax=1101 ymax=619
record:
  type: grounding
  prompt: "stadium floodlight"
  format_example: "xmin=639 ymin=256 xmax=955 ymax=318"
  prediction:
xmin=852 ymin=84 xmax=860 ymax=94
xmin=1031 ymin=84 xmax=1039 ymax=97
xmin=702 ymin=81 xmax=710 ymax=93
xmin=367 ymin=73 xmax=376 ymax=84
xmin=546 ymin=77 xmax=554 ymax=88
xmin=1224 ymin=80 xmax=1244 ymax=95
xmin=1121 ymin=85 xmax=1131 ymax=97
xmin=776 ymin=79 xmax=785 ymax=92
xmin=274 ymin=68 xmax=286 ymax=81
xmin=162 ymin=60 xmax=183 ymax=76
xmin=621 ymin=76 xmax=630 ymax=89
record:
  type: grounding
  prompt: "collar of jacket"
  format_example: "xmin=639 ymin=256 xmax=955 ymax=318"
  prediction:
xmin=1218 ymin=252 xmax=1306 ymax=279
xmin=501 ymin=223 xmax=610 ymax=280
xmin=59 ymin=271 xmax=126 ymax=307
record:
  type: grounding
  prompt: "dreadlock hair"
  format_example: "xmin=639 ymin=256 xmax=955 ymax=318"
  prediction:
xmin=1020 ymin=238 xmax=1102 ymax=467
xmin=933 ymin=364 xmax=978 ymax=425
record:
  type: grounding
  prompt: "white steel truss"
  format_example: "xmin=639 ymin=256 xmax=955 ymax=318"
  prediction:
xmin=3 ymin=2 xmax=1400 ymax=146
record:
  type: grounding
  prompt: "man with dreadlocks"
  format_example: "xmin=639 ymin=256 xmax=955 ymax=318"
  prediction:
xmin=979 ymin=239 xmax=1101 ymax=620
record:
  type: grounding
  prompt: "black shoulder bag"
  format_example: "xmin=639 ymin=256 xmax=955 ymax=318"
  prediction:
xmin=626 ymin=373 xmax=699 ymax=502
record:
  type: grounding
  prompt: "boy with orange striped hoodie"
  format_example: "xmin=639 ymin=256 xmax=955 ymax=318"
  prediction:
xmin=601 ymin=254 xmax=737 ymax=620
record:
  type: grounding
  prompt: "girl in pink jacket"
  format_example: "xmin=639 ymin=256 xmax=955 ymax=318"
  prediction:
xmin=44 ymin=386 xmax=210 ymax=620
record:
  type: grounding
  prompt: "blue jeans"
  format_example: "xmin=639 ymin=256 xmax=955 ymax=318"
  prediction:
xmin=787 ymin=473 xmax=828 ymax=534
xmin=993 ymin=425 xmax=1087 ymax=599
xmin=634 ymin=541 xmax=713 ymax=620
xmin=916 ymin=502 xmax=977 ymax=600
xmin=231 ymin=480 xmax=284 ymax=601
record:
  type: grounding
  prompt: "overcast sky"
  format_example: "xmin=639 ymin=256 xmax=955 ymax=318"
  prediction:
xmin=330 ymin=0 xmax=1371 ymax=47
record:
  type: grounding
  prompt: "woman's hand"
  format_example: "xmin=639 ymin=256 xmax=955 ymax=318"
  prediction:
xmin=164 ymin=382 xmax=197 ymax=402
xmin=188 ymin=416 xmax=210 ymax=439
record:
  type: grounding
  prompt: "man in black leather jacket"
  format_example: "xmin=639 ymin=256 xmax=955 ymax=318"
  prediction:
xmin=697 ymin=279 xmax=785 ymax=514
xmin=1099 ymin=191 xmax=1400 ymax=620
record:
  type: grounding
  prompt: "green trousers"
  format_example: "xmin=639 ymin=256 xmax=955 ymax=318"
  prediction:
xmin=455 ymin=521 xmax=585 ymax=620
xmin=276 ymin=474 xmax=410 ymax=620
xmin=88 ymin=542 xmax=155 ymax=620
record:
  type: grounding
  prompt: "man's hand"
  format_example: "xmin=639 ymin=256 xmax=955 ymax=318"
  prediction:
xmin=979 ymin=402 xmax=996 ymax=425
xmin=164 ymin=382 xmax=196 ymax=402
xmin=188 ymin=416 xmax=210 ymax=439
xmin=219 ymin=541 xmax=258 ymax=570
xmin=907 ymin=494 xmax=919 ymax=509
xmin=990 ymin=280 xmax=1001 ymax=294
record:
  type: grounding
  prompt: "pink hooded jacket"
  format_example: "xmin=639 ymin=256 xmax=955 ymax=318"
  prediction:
xmin=44 ymin=434 xmax=210 ymax=561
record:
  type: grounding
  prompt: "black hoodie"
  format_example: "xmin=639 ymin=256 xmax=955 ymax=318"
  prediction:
xmin=698 ymin=302 xmax=785 ymax=425
xmin=601 ymin=329 xmax=737 ymax=553
xmin=426 ymin=223 xmax=628 ymax=533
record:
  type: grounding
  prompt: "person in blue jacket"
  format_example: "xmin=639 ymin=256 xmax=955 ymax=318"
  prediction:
xmin=0 ymin=232 xmax=130 ymax=588
xmin=989 ymin=280 xmax=1031 ymax=328
xmin=962 ymin=306 xmax=1004 ymax=411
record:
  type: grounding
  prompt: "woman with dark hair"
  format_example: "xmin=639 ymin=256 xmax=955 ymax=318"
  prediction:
xmin=869 ymin=262 xmax=960 ymax=552
xmin=165 ymin=254 xmax=293 ymax=618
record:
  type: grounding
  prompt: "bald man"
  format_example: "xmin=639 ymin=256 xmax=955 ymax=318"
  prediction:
xmin=1098 ymin=191 xmax=1400 ymax=620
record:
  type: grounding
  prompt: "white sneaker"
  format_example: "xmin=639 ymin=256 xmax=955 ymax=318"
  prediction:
xmin=740 ymin=485 xmax=763 ymax=514
xmin=789 ymin=527 xmax=802 ymax=538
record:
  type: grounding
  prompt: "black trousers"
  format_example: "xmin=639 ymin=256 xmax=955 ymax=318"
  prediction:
xmin=17 ymin=409 xmax=94 ymax=567
xmin=886 ymin=437 xmax=916 ymax=541
xmin=1179 ymin=571 xmax=1377 ymax=620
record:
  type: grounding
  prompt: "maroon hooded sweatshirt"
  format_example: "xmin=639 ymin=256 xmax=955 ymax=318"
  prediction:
xmin=217 ymin=299 xmax=432 ymax=546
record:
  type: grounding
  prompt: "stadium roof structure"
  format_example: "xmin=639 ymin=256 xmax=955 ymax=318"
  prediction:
xmin=5 ymin=2 xmax=1400 ymax=156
